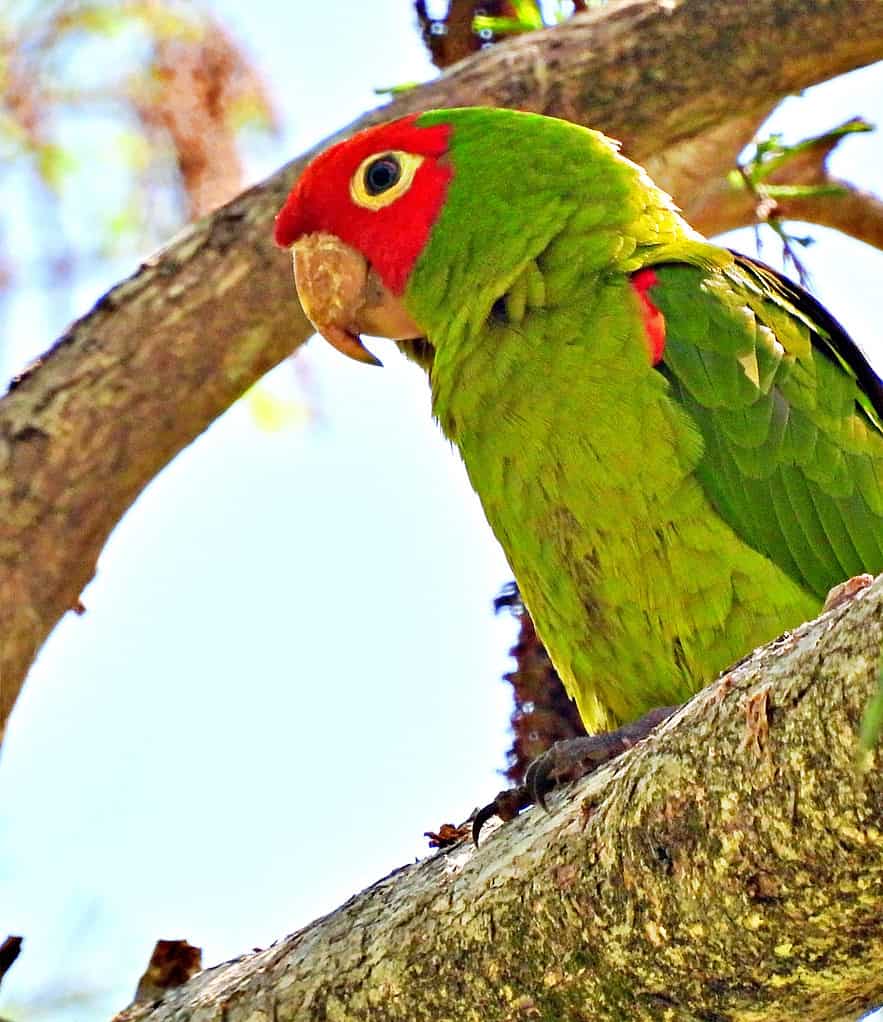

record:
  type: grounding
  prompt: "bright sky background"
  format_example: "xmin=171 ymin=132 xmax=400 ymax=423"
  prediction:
xmin=1 ymin=3 xmax=882 ymax=1019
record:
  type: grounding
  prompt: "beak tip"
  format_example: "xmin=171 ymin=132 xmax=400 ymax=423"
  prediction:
xmin=315 ymin=322 xmax=384 ymax=368
xmin=349 ymin=342 xmax=383 ymax=368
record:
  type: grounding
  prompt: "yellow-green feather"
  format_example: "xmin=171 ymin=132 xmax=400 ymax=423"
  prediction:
xmin=655 ymin=258 xmax=883 ymax=595
xmin=401 ymin=108 xmax=882 ymax=731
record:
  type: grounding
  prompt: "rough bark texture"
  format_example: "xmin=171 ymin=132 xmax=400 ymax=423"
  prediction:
xmin=113 ymin=578 xmax=883 ymax=1022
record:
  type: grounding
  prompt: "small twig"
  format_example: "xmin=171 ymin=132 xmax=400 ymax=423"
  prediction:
xmin=689 ymin=119 xmax=882 ymax=262
xmin=735 ymin=162 xmax=814 ymax=286
xmin=0 ymin=936 xmax=23 ymax=990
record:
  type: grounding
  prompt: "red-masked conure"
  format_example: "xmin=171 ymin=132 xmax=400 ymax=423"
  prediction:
xmin=275 ymin=107 xmax=883 ymax=810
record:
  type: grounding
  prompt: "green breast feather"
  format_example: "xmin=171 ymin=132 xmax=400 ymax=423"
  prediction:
xmin=400 ymin=108 xmax=883 ymax=732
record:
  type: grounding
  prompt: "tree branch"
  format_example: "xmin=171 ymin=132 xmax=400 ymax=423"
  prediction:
xmin=3 ymin=0 xmax=883 ymax=735
xmin=685 ymin=118 xmax=883 ymax=244
xmin=773 ymin=180 xmax=883 ymax=251
xmin=112 ymin=578 xmax=883 ymax=1022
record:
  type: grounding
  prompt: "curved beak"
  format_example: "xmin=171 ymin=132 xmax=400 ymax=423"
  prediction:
xmin=291 ymin=232 xmax=422 ymax=366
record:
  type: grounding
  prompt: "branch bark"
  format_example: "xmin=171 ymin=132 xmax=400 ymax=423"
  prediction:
xmin=2 ymin=1 xmax=883 ymax=735
xmin=112 ymin=578 xmax=883 ymax=1022
xmin=687 ymin=120 xmax=883 ymax=247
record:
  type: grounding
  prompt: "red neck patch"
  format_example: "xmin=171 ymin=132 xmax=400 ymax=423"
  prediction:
xmin=631 ymin=268 xmax=666 ymax=365
xmin=274 ymin=115 xmax=453 ymax=295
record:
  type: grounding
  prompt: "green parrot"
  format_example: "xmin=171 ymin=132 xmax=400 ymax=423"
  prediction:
xmin=275 ymin=107 xmax=882 ymax=807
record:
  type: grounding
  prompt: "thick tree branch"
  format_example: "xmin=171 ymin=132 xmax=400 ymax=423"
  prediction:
xmin=646 ymin=107 xmax=777 ymax=229
xmin=3 ymin=0 xmax=883 ymax=736
xmin=113 ymin=579 xmax=883 ymax=1022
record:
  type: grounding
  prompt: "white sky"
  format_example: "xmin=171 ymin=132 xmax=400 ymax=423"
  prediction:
xmin=1 ymin=3 xmax=882 ymax=1019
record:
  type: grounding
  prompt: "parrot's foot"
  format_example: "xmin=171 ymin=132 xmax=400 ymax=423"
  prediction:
xmin=472 ymin=706 xmax=678 ymax=845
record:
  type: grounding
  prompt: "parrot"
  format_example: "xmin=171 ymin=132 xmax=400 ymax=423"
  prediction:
xmin=274 ymin=107 xmax=883 ymax=820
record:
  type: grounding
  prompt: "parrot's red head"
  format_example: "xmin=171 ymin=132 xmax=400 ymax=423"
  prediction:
xmin=274 ymin=115 xmax=454 ymax=364
xmin=275 ymin=107 xmax=674 ymax=369
xmin=275 ymin=115 xmax=453 ymax=295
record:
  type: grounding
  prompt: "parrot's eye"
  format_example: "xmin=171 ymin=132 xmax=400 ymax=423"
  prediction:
xmin=350 ymin=149 xmax=424 ymax=211
xmin=365 ymin=156 xmax=401 ymax=195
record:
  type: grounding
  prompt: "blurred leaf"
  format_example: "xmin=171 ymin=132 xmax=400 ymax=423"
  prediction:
xmin=227 ymin=92 xmax=275 ymax=133
xmin=473 ymin=1 xmax=559 ymax=34
xmin=246 ymin=385 xmax=308 ymax=432
xmin=116 ymin=129 xmax=152 ymax=173
xmin=473 ymin=15 xmax=538 ymax=34
xmin=35 ymin=141 xmax=76 ymax=189
xmin=102 ymin=205 xmax=144 ymax=247
xmin=127 ymin=2 xmax=203 ymax=41
xmin=373 ymin=81 xmax=421 ymax=96
xmin=0 ymin=0 xmax=278 ymax=300
xmin=53 ymin=1 xmax=201 ymax=42
xmin=53 ymin=4 xmax=131 ymax=37
xmin=510 ymin=0 xmax=545 ymax=27
xmin=0 ymin=110 xmax=29 ymax=154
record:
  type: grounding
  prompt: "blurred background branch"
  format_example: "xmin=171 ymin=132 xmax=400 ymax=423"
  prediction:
xmin=0 ymin=0 xmax=277 ymax=310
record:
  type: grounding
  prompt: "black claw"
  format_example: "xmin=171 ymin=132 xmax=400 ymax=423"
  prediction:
xmin=472 ymin=785 xmax=533 ymax=845
xmin=471 ymin=802 xmax=498 ymax=846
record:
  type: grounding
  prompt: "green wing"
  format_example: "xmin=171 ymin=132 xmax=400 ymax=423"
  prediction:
xmin=651 ymin=254 xmax=883 ymax=600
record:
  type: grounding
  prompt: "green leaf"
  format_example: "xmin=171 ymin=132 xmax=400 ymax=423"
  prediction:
xmin=473 ymin=1 xmax=545 ymax=36
xmin=741 ymin=118 xmax=874 ymax=185
xmin=472 ymin=16 xmax=536 ymax=35
xmin=373 ymin=81 xmax=421 ymax=96
xmin=761 ymin=183 xmax=848 ymax=199
xmin=510 ymin=0 xmax=545 ymax=28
